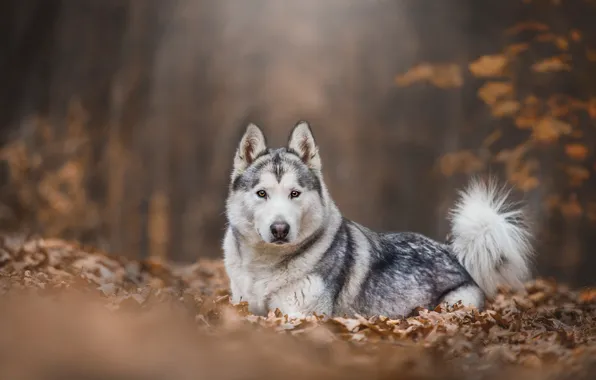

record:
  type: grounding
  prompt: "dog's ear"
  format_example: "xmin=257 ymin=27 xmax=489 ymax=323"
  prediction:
xmin=288 ymin=121 xmax=321 ymax=170
xmin=234 ymin=123 xmax=267 ymax=174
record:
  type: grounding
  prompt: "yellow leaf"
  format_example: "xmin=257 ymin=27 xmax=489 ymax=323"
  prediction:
xmin=495 ymin=144 xmax=528 ymax=165
xmin=531 ymin=57 xmax=571 ymax=72
xmin=579 ymin=288 xmax=596 ymax=302
xmin=438 ymin=151 xmax=485 ymax=177
xmin=491 ymin=100 xmax=520 ymax=117
xmin=525 ymin=95 xmax=540 ymax=105
xmin=565 ymin=166 xmax=590 ymax=187
xmin=494 ymin=143 xmax=538 ymax=192
xmin=588 ymin=98 xmax=596 ymax=119
xmin=515 ymin=115 xmax=536 ymax=129
xmin=555 ymin=37 xmax=569 ymax=50
xmin=477 ymin=82 xmax=513 ymax=105
xmin=395 ymin=63 xmax=462 ymax=89
xmin=509 ymin=160 xmax=540 ymax=192
xmin=545 ymin=195 xmax=561 ymax=212
xmin=564 ymin=144 xmax=588 ymax=161
xmin=469 ymin=55 xmax=507 ymax=77
xmin=569 ymin=29 xmax=582 ymax=42
xmin=517 ymin=176 xmax=540 ymax=192
xmin=532 ymin=117 xmax=572 ymax=142
xmin=482 ymin=129 xmax=502 ymax=148
xmin=514 ymin=96 xmax=541 ymax=129
xmin=534 ymin=33 xmax=568 ymax=50
xmin=505 ymin=43 xmax=529 ymax=56
xmin=560 ymin=195 xmax=582 ymax=219
xmin=505 ymin=21 xmax=549 ymax=35
xmin=546 ymin=95 xmax=571 ymax=118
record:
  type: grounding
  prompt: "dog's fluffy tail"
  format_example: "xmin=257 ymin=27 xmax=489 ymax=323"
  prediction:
xmin=448 ymin=178 xmax=533 ymax=297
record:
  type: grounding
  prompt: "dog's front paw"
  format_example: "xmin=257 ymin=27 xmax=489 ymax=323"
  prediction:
xmin=285 ymin=311 xmax=307 ymax=320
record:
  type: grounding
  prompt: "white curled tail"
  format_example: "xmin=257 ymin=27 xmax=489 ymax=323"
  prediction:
xmin=448 ymin=178 xmax=533 ymax=297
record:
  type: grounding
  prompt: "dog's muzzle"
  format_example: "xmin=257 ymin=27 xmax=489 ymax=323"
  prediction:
xmin=270 ymin=221 xmax=290 ymax=244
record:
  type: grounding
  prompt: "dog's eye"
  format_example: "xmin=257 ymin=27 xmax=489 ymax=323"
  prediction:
xmin=256 ymin=190 xmax=267 ymax=198
xmin=290 ymin=190 xmax=301 ymax=199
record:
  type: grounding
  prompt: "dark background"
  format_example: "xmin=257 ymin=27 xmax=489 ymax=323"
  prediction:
xmin=1 ymin=0 xmax=595 ymax=286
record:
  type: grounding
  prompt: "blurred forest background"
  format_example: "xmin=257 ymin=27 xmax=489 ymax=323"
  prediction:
xmin=0 ymin=0 xmax=594 ymax=286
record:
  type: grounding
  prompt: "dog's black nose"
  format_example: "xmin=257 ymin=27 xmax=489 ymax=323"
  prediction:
xmin=270 ymin=222 xmax=290 ymax=240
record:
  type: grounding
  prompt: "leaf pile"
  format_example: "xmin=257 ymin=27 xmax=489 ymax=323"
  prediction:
xmin=0 ymin=235 xmax=594 ymax=380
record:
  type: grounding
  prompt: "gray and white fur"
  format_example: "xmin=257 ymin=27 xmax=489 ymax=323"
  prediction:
xmin=223 ymin=122 xmax=533 ymax=319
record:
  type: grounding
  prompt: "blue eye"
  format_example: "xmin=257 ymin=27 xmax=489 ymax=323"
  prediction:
xmin=290 ymin=190 xmax=301 ymax=199
xmin=256 ymin=190 xmax=267 ymax=198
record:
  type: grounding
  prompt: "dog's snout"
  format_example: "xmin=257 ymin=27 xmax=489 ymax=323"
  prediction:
xmin=270 ymin=222 xmax=290 ymax=240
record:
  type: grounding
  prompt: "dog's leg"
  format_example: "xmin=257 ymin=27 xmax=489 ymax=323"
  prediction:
xmin=440 ymin=284 xmax=485 ymax=309
xmin=268 ymin=275 xmax=331 ymax=319
xmin=223 ymin=228 xmax=249 ymax=305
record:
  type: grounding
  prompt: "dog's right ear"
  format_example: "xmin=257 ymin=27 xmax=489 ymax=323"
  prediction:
xmin=233 ymin=123 xmax=267 ymax=174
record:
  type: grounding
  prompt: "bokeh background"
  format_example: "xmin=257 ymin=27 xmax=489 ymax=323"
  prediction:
xmin=0 ymin=0 xmax=595 ymax=286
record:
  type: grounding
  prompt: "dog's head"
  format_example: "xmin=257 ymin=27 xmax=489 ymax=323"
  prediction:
xmin=226 ymin=121 xmax=327 ymax=247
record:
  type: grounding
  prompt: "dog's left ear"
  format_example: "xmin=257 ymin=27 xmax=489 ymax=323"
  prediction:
xmin=288 ymin=121 xmax=321 ymax=170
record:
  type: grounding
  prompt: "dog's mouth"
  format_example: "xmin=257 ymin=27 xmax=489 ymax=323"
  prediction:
xmin=271 ymin=239 xmax=289 ymax=245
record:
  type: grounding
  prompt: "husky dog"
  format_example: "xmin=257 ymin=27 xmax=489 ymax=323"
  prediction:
xmin=223 ymin=121 xmax=533 ymax=318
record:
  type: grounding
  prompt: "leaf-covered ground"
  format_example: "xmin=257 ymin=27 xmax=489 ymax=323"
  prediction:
xmin=0 ymin=235 xmax=594 ymax=380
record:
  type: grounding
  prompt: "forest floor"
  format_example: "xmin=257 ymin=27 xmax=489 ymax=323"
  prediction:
xmin=0 ymin=235 xmax=594 ymax=380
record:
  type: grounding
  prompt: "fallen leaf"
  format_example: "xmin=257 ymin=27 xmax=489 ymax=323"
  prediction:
xmin=579 ymin=288 xmax=596 ymax=302
xmin=564 ymin=144 xmax=588 ymax=161
xmin=569 ymin=29 xmax=582 ymax=42
xmin=515 ymin=96 xmax=541 ymax=129
xmin=565 ymin=166 xmax=590 ymax=187
xmin=515 ymin=115 xmax=537 ymax=129
xmin=477 ymin=82 xmax=513 ymax=105
xmin=534 ymin=34 xmax=568 ymax=50
xmin=545 ymin=195 xmax=561 ymax=212
xmin=532 ymin=57 xmax=571 ymax=72
xmin=560 ymin=195 xmax=582 ymax=219
xmin=395 ymin=63 xmax=463 ymax=88
xmin=509 ymin=159 xmax=540 ymax=192
xmin=469 ymin=55 xmax=508 ymax=77
xmin=505 ymin=21 xmax=550 ymax=35
xmin=505 ymin=43 xmax=530 ymax=56
xmin=555 ymin=37 xmax=569 ymax=50
xmin=491 ymin=100 xmax=521 ymax=117
xmin=547 ymin=95 xmax=572 ymax=118
xmin=588 ymin=98 xmax=596 ymax=119
xmin=438 ymin=150 xmax=485 ymax=176
xmin=532 ymin=117 xmax=572 ymax=142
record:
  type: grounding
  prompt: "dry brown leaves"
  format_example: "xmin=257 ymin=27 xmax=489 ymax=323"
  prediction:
xmin=0 ymin=235 xmax=594 ymax=380
xmin=532 ymin=56 xmax=572 ymax=73
xmin=469 ymin=55 xmax=508 ymax=77
xmin=531 ymin=117 xmax=573 ymax=143
xmin=565 ymin=143 xmax=589 ymax=161
xmin=395 ymin=63 xmax=463 ymax=89
xmin=438 ymin=150 xmax=486 ymax=177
